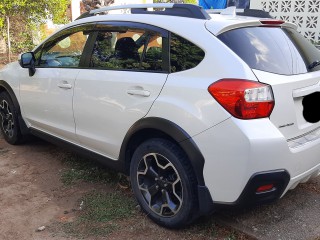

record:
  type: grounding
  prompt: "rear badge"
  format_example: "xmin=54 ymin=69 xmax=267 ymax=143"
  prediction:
xmin=279 ymin=123 xmax=294 ymax=128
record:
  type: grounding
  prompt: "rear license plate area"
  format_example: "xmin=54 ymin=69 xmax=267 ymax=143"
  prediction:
xmin=302 ymin=92 xmax=320 ymax=123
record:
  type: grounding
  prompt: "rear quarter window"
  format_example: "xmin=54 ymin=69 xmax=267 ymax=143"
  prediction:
xmin=170 ymin=33 xmax=205 ymax=73
xmin=218 ymin=27 xmax=320 ymax=75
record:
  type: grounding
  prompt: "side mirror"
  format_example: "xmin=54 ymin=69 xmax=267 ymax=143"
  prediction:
xmin=20 ymin=52 xmax=36 ymax=76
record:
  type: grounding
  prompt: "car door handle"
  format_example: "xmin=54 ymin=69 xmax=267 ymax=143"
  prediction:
xmin=57 ymin=82 xmax=72 ymax=89
xmin=126 ymin=89 xmax=150 ymax=97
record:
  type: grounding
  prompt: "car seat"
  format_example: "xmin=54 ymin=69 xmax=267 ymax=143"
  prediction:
xmin=114 ymin=37 xmax=140 ymax=61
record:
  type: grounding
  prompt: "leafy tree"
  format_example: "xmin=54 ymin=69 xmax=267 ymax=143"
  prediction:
xmin=170 ymin=33 xmax=204 ymax=72
xmin=0 ymin=0 xmax=69 ymax=28
xmin=0 ymin=0 xmax=69 ymax=59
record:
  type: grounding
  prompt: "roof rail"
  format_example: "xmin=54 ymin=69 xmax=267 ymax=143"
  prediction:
xmin=206 ymin=7 xmax=273 ymax=19
xmin=76 ymin=3 xmax=211 ymax=21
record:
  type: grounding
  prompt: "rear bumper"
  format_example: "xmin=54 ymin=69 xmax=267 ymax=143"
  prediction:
xmin=284 ymin=162 xmax=320 ymax=194
xmin=193 ymin=117 xmax=320 ymax=204
xmin=198 ymin=169 xmax=290 ymax=214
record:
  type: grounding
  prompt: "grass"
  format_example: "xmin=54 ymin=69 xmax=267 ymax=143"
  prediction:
xmin=58 ymin=151 xmax=120 ymax=186
xmin=57 ymin=190 xmax=136 ymax=238
xmin=54 ymin=150 xmax=252 ymax=239
xmin=53 ymin=150 xmax=136 ymax=238
xmin=79 ymin=191 xmax=136 ymax=223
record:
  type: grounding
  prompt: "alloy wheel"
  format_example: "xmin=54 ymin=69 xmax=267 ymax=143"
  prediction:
xmin=0 ymin=99 xmax=14 ymax=138
xmin=136 ymin=153 xmax=183 ymax=217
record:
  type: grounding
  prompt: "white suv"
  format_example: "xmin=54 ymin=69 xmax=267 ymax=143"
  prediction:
xmin=1 ymin=3 xmax=320 ymax=228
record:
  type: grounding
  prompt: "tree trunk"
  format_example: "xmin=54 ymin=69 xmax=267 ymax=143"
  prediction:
xmin=6 ymin=16 xmax=11 ymax=63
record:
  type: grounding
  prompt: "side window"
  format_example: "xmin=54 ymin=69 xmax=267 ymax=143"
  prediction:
xmin=142 ymin=33 xmax=163 ymax=71
xmin=39 ymin=30 xmax=89 ymax=68
xmin=90 ymin=27 xmax=163 ymax=71
xmin=170 ymin=33 xmax=205 ymax=73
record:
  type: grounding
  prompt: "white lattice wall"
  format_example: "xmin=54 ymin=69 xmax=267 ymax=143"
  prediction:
xmin=250 ymin=0 xmax=320 ymax=43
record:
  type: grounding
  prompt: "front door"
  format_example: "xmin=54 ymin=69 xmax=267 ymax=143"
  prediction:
xmin=19 ymin=25 xmax=92 ymax=142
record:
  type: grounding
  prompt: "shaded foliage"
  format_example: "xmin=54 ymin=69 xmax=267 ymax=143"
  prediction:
xmin=0 ymin=0 xmax=70 ymax=53
xmin=170 ymin=33 xmax=205 ymax=72
xmin=0 ymin=0 xmax=69 ymax=28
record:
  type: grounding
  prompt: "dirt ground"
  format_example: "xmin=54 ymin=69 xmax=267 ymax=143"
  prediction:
xmin=0 ymin=137 xmax=79 ymax=240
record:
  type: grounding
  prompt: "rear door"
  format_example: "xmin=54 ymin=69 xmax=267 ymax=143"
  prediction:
xmin=73 ymin=22 xmax=169 ymax=159
xmin=218 ymin=26 xmax=320 ymax=142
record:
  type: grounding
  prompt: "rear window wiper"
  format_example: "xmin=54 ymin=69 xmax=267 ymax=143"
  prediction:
xmin=308 ymin=60 xmax=320 ymax=70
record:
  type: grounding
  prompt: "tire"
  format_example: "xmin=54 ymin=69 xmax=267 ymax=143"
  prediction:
xmin=0 ymin=92 xmax=24 ymax=144
xmin=130 ymin=138 xmax=198 ymax=228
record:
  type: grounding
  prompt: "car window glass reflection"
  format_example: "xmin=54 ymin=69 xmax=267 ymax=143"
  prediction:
xmin=90 ymin=29 xmax=163 ymax=71
xmin=39 ymin=31 xmax=88 ymax=68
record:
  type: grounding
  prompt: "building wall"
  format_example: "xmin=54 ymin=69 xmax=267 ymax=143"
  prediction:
xmin=250 ymin=0 xmax=320 ymax=44
xmin=71 ymin=0 xmax=81 ymax=21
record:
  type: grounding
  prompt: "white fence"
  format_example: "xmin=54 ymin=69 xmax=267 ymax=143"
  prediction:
xmin=250 ymin=0 xmax=320 ymax=44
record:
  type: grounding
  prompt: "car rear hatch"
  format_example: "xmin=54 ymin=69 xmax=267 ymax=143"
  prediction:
xmin=209 ymin=21 xmax=320 ymax=147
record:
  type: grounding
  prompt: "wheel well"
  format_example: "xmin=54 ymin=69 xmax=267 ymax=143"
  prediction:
xmin=124 ymin=128 xmax=171 ymax=174
xmin=0 ymin=83 xmax=20 ymax=112
xmin=0 ymin=82 xmax=29 ymax=135
xmin=0 ymin=86 xmax=7 ymax=94
xmin=124 ymin=128 xmax=200 ymax=185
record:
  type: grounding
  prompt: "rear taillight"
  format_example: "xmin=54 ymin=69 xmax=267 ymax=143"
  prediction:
xmin=208 ymin=79 xmax=274 ymax=119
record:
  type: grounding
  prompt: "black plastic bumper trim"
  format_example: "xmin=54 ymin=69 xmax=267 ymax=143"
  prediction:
xmin=197 ymin=185 xmax=215 ymax=215
xmin=237 ymin=169 xmax=290 ymax=205
xmin=213 ymin=169 xmax=291 ymax=208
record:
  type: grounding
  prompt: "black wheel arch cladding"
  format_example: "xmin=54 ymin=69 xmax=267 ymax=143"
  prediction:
xmin=0 ymin=81 xmax=21 ymax=113
xmin=0 ymin=80 xmax=29 ymax=135
xmin=120 ymin=117 xmax=206 ymax=186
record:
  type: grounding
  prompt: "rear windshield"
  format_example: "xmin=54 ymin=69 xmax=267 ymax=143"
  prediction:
xmin=218 ymin=27 xmax=320 ymax=75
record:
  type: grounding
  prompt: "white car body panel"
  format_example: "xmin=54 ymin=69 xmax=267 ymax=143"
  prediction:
xmin=0 ymin=62 xmax=21 ymax=102
xmin=74 ymin=70 xmax=168 ymax=159
xmin=19 ymin=68 xmax=79 ymax=142
xmin=194 ymin=117 xmax=320 ymax=202
xmin=253 ymin=69 xmax=320 ymax=140
xmin=206 ymin=15 xmax=261 ymax=35
xmin=205 ymin=14 xmax=297 ymax=35
xmin=147 ymin=25 xmax=258 ymax=137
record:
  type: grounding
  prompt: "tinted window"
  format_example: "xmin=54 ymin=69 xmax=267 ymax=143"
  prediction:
xmin=90 ymin=28 xmax=163 ymax=71
xmin=170 ymin=33 xmax=205 ymax=73
xmin=39 ymin=29 xmax=89 ymax=68
xmin=218 ymin=27 xmax=320 ymax=75
xmin=143 ymin=34 xmax=163 ymax=71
